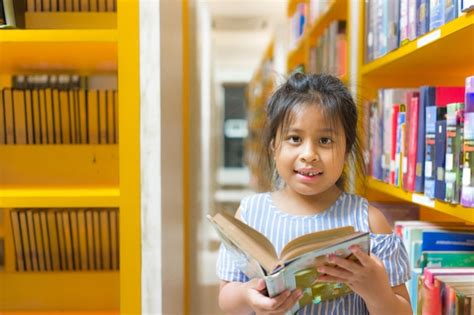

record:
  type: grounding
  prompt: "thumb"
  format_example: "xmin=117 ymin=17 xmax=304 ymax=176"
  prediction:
xmin=254 ymin=278 xmax=266 ymax=292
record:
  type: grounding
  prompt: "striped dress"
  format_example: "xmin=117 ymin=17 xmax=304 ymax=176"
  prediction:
xmin=217 ymin=192 xmax=411 ymax=315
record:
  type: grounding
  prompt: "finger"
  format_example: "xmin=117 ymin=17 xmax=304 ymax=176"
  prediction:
xmin=253 ymin=289 xmax=292 ymax=311
xmin=317 ymin=264 xmax=353 ymax=280
xmin=275 ymin=288 xmax=303 ymax=313
xmin=349 ymin=245 xmax=372 ymax=266
xmin=327 ymin=254 xmax=363 ymax=273
xmin=316 ymin=274 xmax=346 ymax=283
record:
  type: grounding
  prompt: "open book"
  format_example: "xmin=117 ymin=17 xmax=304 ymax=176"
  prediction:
xmin=208 ymin=212 xmax=370 ymax=314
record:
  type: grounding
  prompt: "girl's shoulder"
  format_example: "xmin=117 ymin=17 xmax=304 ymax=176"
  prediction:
xmin=239 ymin=192 xmax=273 ymax=222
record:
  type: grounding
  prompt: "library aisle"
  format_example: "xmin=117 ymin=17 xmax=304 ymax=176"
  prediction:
xmin=1 ymin=0 xmax=473 ymax=315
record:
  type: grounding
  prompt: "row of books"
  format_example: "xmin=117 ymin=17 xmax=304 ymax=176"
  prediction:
xmin=26 ymin=0 xmax=117 ymax=12
xmin=366 ymin=76 xmax=474 ymax=207
xmin=0 ymin=88 xmax=118 ymax=145
xmin=308 ymin=20 xmax=347 ymax=78
xmin=395 ymin=220 xmax=474 ymax=313
xmin=10 ymin=208 xmax=119 ymax=272
xmin=12 ymin=74 xmax=88 ymax=90
xmin=364 ymin=0 xmax=474 ymax=63
xmin=419 ymin=267 xmax=474 ymax=315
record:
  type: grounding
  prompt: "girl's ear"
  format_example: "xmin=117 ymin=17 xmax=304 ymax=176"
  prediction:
xmin=270 ymin=139 xmax=276 ymax=160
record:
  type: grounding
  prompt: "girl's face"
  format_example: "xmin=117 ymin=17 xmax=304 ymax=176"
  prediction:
xmin=273 ymin=104 xmax=347 ymax=199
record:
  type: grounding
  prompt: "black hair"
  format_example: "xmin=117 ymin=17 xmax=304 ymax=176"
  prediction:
xmin=260 ymin=72 xmax=366 ymax=191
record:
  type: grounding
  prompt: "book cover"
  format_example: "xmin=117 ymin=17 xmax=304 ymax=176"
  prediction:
xmin=32 ymin=210 xmax=46 ymax=271
xmin=404 ymin=92 xmax=420 ymax=191
xmin=444 ymin=0 xmax=458 ymax=23
xmin=415 ymin=86 xmax=436 ymax=193
xmin=445 ymin=102 xmax=464 ymax=204
xmin=396 ymin=105 xmax=406 ymax=187
xmin=434 ymin=119 xmax=447 ymax=200
xmin=10 ymin=210 xmax=25 ymax=271
xmin=39 ymin=210 xmax=52 ymax=270
xmin=424 ymin=106 xmax=437 ymax=198
xmin=430 ymin=0 xmax=445 ymax=31
xmin=416 ymin=0 xmax=430 ymax=37
xmin=422 ymin=230 xmax=474 ymax=251
xmin=208 ymin=212 xmax=370 ymax=314
xmin=420 ymin=251 xmax=474 ymax=269
xmin=47 ymin=209 xmax=61 ymax=270
xmin=12 ymin=89 xmax=27 ymax=144
xmin=461 ymin=112 xmax=474 ymax=207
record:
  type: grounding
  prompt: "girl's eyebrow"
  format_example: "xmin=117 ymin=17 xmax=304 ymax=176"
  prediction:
xmin=285 ymin=127 xmax=338 ymax=134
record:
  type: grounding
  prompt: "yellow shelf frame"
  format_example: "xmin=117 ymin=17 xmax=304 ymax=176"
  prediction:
xmin=0 ymin=187 xmax=119 ymax=208
xmin=367 ymin=178 xmax=474 ymax=223
xmin=0 ymin=30 xmax=117 ymax=74
xmin=0 ymin=29 xmax=118 ymax=42
xmin=0 ymin=272 xmax=119 ymax=311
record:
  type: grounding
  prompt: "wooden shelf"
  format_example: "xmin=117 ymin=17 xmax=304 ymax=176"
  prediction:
xmin=0 ymin=30 xmax=117 ymax=74
xmin=0 ymin=145 xmax=119 ymax=187
xmin=0 ymin=187 xmax=119 ymax=208
xmin=367 ymin=177 xmax=474 ymax=223
xmin=361 ymin=12 xmax=474 ymax=86
xmin=0 ymin=272 xmax=119 ymax=310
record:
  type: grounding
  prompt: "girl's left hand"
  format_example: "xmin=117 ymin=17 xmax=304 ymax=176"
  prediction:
xmin=315 ymin=245 xmax=393 ymax=303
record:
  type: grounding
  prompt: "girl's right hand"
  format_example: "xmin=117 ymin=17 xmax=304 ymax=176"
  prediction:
xmin=244 ymin=278 xmax=303 ymax=315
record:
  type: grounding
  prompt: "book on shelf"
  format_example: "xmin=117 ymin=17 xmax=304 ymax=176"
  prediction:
xmin=0 ymin=0 xmax=25 ymax=28
xmin=208 ymin=212 xmax=370 ymax=314
xmin=434 ymin=119 xmax=447 ymax=200
xmin=445 ymin=102 xmax=464 ymax=204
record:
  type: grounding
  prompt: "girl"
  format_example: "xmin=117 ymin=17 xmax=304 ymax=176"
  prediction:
xmin=216 ymin=73 xmax=412 ymax=315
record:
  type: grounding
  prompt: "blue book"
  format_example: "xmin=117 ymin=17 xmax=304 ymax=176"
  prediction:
xmin=444 ymin=0 xmax=458 ymax=23
xmin=434 ymin=119 xmax=447 ymax=200
xmin=430 ymin=0 xmax=445 ymax=31
xmin=422 ymin=230 xmax=474 ymax=251
xmin=415 ymin=86 xmax=436 ymax=193
xmin=424 ymin=106 xmax=437 ymax=198
xmin=416 ymin=0 xmax=430 ymax=36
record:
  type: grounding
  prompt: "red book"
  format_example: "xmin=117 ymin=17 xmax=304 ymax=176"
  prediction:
xmin=390 ymin=104 xmax=400 ymax=184
xmin=435 ymin=87 xmax=465 ymax=107
xmin=403 ymin=92 xmax=420 ymax=191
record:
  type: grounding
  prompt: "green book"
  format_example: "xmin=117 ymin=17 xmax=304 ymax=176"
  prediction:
xmin=420 ymin=251 xmax=474 ymax=270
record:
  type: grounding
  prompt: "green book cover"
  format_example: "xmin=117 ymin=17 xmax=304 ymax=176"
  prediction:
xmin=420 ymin=251 xmax=474 ymax=270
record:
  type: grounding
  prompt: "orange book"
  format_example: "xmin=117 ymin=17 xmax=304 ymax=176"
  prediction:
xmin=40 ymin=210 xmax=52 ymax=270
xmin=59 ymin=90 xmax=71 ymax=144
xmin=2 ymin=89 xmax=14 ymax=144
xmin=10 ymin=210 xmax=25 ymax=271
xmin=100 ymin=209 xmax=111 ymax=270
xmin=33 ymin=210 xmax=46 ymax=271
xmin=23 ymin=89 xmax=34 ymax=144
xmin=12 ymin=89 xmax=27 ymax=144
xmin=87 ymin=90 xmax=99 ymax=144
xmin=85 ymin=209 xmax=95 ymax=269
xmin=77 ymin=209 xmax=89 ymax=270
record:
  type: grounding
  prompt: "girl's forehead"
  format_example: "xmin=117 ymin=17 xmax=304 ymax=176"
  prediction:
xmin=285 ymin=103 xmax=342 ymax=127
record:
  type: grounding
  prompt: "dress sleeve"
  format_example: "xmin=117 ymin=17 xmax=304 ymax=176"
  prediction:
xmin=370 ymin=233 xmax=411 ymax=287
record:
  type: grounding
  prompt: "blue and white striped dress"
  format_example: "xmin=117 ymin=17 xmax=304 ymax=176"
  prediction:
xmin=217 ymin=192 xmax=411 ymax=315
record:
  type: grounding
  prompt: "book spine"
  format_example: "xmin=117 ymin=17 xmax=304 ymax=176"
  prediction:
xmin=424 ymin=106 xmax=437 ymax=198
xmin=434 ymin=119 xmax=447 ymax=200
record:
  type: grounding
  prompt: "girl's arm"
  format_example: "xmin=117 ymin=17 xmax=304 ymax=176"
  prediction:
xmin=363 ymin=205 xmax=412 ymax=315
xmin=316 ymin=205 xmax=412 ymax=315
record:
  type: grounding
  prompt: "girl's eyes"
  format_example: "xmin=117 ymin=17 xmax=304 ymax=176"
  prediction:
xmin=286 ymin=136 xmax=333 ymax=145
xmin=287 ymin=135 xmax=301 ymax=144
xmin=320 ymin=137 xmax=333 ymax=145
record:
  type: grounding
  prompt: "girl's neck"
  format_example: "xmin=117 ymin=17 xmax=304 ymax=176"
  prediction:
xmin=272 ymin=185 xmax=342 ymax=216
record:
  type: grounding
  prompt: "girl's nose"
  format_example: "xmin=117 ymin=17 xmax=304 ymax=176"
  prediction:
xmin=300 ymin=143 xmax=319 ymax=162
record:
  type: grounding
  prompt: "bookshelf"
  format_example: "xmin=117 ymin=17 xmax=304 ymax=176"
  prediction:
xmin=359 ymin=4 xmax=474 ymax=223
xmin=245 ymin=40 xmax=275 ymax=191
xmin=0 ymin=8 xmax=122 ymax=312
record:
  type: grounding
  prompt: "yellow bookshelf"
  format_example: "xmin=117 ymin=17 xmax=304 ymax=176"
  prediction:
xmin=286 ymin=0 xmax=349 ymax=75
xmin=368 ymin=178 xmax=474 ymax=223
xmin=359 ymin=5 xmax=474 ymax=222
xmin=0 ymin=11 xmax=121 ymax=313
xmin=361 ymin=12 xmax=474 ymax=88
